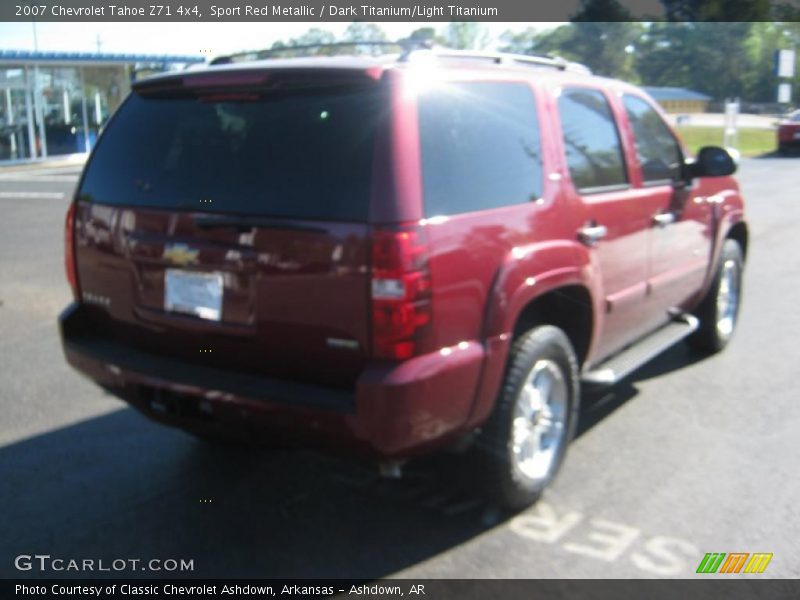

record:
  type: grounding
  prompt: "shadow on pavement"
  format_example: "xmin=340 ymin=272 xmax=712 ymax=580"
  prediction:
xmin=0 ymin=405 xmax=490 ymax=579
xmin=1 ymin=343 xmax=710 ymax=579
xmin=577 ymin=342 xmax=708 ymax=438
xmin=754 ymin=150 xmax=800 ymax=159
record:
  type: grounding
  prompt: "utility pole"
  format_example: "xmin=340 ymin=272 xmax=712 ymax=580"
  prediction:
xmin=775 ymin=27 xmax=797 ymax=109
xmin=30 ymin=18 xmax=47 ymax=158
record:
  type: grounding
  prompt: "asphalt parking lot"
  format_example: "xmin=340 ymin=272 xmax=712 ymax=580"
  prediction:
xmin=1 ymin=157 xmax=798 ymax=579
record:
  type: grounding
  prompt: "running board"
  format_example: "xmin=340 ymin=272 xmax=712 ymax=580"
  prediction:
xmin=581 ymin=313 xmax=699 ymax=386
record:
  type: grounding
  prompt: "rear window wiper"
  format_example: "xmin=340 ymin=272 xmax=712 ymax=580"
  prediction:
xmin=193 ymin=215 xmax=327 ymax=234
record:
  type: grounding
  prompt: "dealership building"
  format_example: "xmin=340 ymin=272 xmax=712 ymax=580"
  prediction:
xmin=0 ymin=50 xmax=204 ymax=163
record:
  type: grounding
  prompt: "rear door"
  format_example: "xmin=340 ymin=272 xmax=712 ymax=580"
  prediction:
xmin=74 ymin=76 xmax=386 ymax=387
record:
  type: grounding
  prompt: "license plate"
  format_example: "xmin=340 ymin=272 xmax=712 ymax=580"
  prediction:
xmin=164 ymin=269 xmax=223 ymax=321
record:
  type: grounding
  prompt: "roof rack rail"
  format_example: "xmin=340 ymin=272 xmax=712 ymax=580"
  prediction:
xmin=208 ymin=40 xmax=591 ymax=75
xmin=209 ymin=39 xmax=432 ymax=66
xmin=402 ymin=47 xmax=591 ymax=74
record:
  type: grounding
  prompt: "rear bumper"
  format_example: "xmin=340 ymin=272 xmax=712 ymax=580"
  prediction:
xmin=59 ymin=303 xmax=485 ymax=456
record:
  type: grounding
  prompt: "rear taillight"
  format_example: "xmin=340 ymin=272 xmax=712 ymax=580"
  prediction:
xmin=371 ymin=225 xmax=432 ymax=360
xmin=64 ymin=202 xmax=79 ymax=299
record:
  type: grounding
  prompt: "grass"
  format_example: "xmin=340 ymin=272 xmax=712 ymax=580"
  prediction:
xmin=676 ymin=126 xmax=777 ymax=157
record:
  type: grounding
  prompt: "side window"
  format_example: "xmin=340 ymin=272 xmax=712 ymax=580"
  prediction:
xmin=557 ymin=88 xmax=628 ymax=193
xmin=418 ymin=82 xmax=542 ymax=217
xmin=622 ymin=94 xmax=684 ymax=184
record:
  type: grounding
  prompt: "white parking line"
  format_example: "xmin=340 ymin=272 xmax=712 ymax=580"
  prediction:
xmin=0 ymin=191 xmax=65 ymax=199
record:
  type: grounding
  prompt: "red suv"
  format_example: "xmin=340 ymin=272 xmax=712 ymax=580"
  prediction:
xmin=60 ymin=45 xmax=747 ymax=508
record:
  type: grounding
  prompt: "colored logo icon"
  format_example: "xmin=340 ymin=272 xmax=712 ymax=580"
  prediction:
xmin=697 ymin=552 xmax=773 ymax=574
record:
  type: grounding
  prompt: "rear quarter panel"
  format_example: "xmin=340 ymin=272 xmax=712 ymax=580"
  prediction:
xmin=411 ymin=73 xmax=602 ymax=427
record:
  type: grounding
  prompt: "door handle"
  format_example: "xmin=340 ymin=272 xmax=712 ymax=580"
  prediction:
xmin=652 ymin=212 xmax=676 ymax=228
xmin=578 ymin=223 xmax=608 ymax=246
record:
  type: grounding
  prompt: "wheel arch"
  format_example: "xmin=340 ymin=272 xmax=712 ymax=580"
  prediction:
xmin=726 ymin=220 xmax=749 ymax=261
xmin=467 ymin=277 xmax=599 ymax=430
xmin=512 ymin=284 xmax=595 ymax=368
xmin=466 ymin=240 xmax=602 ymax=430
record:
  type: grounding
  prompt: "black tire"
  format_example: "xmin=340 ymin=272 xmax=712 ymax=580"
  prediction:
xmin=778 ymin=143 xmax=788 ymax=156
xmin=687 ymin=239 xmax=744 ymax=353
xmin=473 ymin=325 xmax=580 ymax=509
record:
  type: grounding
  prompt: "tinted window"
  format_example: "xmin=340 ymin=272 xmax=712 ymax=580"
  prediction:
xmin=418 ymin=82 xmax=542 ymax=217
xmin=79 ymin=87 xmax=384 ymax=221
xmin=623 ymin=94 xmax=683 ymax=183
xmin=558 ymin=88 xmax=627 ymax=192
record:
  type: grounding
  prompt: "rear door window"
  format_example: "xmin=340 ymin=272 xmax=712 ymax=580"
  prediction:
xmin=79 ymin=86 xmax=384 ymax=222
xmin=557 ymin=88 xmax=628 ymax=193
xmin=418 ymin=81 xmax=542 ymax=217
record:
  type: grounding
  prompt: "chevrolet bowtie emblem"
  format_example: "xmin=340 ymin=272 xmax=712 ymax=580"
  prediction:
xmin=163 ymin=243 xmax=199 ymax=266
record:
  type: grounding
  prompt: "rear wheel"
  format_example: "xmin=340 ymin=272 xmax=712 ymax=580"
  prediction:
xmin=474 ymin=325 xmax=580 ymax=509
xmin=687 ymin=239 xmax=744 ymax=353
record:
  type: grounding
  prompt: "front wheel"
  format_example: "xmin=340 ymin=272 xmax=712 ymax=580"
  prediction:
xmin=687 ymin=239 xmax=744 ymax=353
xmin=474 ymin=325 xmax=580 ymax=509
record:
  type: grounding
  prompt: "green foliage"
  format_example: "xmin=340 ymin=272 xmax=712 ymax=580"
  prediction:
xmin=271 ymin=20 xmax=799 ymax=104
xmin=638 ymin=23 xmax=754 ymax=99
xmin=269 ymin=28 xmax=338 ymax=57
xmin=660 ymin=0 xmax=772 ymax=21
xmin=500 ymin=21 xmax=643 ymax=81
xmin=343 ymin=22 xmax=389 ymax=56
xmin=445 ymin=23 xmax=490 ymax=50
xmin=501 ymin=20 xmax=799 ymax=104
xmin=572 ymin=0 xmax=633 ymax=21
xmin=498 ymin=27 xmax=543 ymax=55
xmin=407 ymin=27 xmax=445 ymax=45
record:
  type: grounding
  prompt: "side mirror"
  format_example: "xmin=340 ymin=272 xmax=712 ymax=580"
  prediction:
xmin=689 ymin=146 xmax=738 ymax=178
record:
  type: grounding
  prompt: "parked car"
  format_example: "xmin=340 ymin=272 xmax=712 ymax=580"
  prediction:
xmin=777 ymin=109 xmax=800 ymax=154
xmin=60 ymin=45 xmax=748 ymax=508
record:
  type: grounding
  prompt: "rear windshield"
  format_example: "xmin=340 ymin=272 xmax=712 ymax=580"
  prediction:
xmin=78 ymin=86 xmax=384 ymax=221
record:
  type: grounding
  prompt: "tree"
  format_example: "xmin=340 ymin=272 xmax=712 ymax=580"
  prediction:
xmin=636 ymin=22 xmax=756 ymax=101
xmin=498 ymin=20 xmax=643 ymax=81
xmin=660 ymin=0 xmax=771 ymax=21
xmin=406 ymin=27 xmax=445 ymax=46
xmin=571 ymin=0 xmax=634 ymax=21
xmin=288 ymin=28 xmax=338 ymax=56
xmin=741 ymin=22 xmax=784 ymax=102
xmin=445 ymin=22 xmax=490 ymax=50
xmin=343 ymin=22 xmax=388 ymax=55
xmin=564 ymin=0 xmax=643 ymax=79
xmin=512 ymin=24 xmax=576 ymax=57
xmin=635 ymin=22 xmax=695 ymax=89
xmin=498 ymin=27 xmax=541 ymax=55
xmin=567 ymin=22 xmax=643 ymax=80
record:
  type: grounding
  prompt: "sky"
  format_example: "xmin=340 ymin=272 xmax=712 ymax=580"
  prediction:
xmin=0 ymin=22 xmax=559 ymax=57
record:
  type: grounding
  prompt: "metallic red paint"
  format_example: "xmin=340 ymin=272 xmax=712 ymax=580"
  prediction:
xmin=60 ymin=58 xmax=748 ymax=459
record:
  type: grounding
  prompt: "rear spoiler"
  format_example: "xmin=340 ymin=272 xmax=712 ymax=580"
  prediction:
xmin=133 ymin=67 xmax=383 ymax=97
